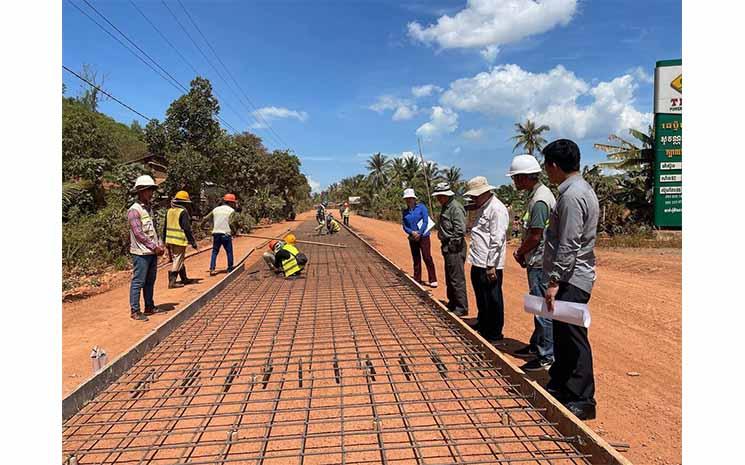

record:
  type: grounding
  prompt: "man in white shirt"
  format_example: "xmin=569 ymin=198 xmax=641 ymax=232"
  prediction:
xmin=201 ymin=193 xmax=238 ymax=276
xmin=464 ymin=176 xmax=509 ymax=342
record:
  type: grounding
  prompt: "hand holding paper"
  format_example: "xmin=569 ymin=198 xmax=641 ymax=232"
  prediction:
xmin=523 ymin=294 xmax=591 ymax=328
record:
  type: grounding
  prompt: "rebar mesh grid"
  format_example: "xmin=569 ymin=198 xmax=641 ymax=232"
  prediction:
xmin=62 ymin=222 xmax=592 ymax=465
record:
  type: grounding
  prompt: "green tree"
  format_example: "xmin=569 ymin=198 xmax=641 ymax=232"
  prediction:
xmin=144 ymin=119 xmax=171 ymax=157
xmin=442 ymin=166 xmax=464 ymax=194
xmin=593 ymin=126 xmax=654 ymax=170
xmin=511 ymin=119 xmax=550 ymax=155
xmin=164 ymin=76 xmax=223 ymax=154
xmin=366 ymin=152 xmax=391 ymax=189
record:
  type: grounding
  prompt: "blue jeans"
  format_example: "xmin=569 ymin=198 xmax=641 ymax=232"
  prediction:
xmin=210 ymin=234 xmax=234 ymax=271
xmin=527 ymin=267 xmax=554 ymax=361
xmin=130 ymin=254 xmax=157 ymax=313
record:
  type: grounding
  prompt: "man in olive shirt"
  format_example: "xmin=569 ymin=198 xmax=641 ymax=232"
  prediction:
xmin=508 ymin=154 xmax=556 ymax=373
xmin=433 ymin=182 xmax=468 ymax=317
xmin=541 ymin=139 xmax=600 ymax=421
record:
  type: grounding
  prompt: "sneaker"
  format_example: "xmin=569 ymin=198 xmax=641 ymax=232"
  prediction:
xmin=130 ymin=312 xmax=149 ymax=321
xmin=483 ymin=333 xmax=504 ymax=343
xmin=209 ymin=270 xmax=217 ymax=276
xmin=513 ymin=345 xmax=537 ymax=359
xmin=566 ymin=402 xmax=596 ymax=420
xmin=451 ymin=308 xmax=467 ymax=317
xmin=143 ymin=306 xmax=164 ymax=316
xmin=428 ymin=281 xmax=438 ymax=288
xmin=520 ymin=357 xmax=553 ymax=372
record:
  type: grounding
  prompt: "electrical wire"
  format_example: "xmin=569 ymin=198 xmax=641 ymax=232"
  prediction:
xmin=63 ymin=65 xmax=152 ymax=122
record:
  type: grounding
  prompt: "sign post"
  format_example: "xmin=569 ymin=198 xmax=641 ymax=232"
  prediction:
xmin=653 ymin=59 xmax=682 ymax=228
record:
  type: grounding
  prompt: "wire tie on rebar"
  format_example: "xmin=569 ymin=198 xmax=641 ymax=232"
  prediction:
xmin=262 ymin=358 xmax=273 ymax=389
xmin=364 ymin=354 xmax=376 ymax=381
xmin=540 ymin=434 xmax=586 ymax=446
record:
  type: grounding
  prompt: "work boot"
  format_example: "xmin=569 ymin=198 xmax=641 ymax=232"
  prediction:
xmin=168 ymin=271 xmax=183 ymax=289
xmin=178 ymin=266 xmax=197 ymax=285
xmin=130 ymin=311 xmax=149 ymax=321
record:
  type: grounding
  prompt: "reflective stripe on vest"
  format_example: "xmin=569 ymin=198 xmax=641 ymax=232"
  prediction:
xmin=129 ymin=202 xmax=158 ymax=255
xmin=165 ymin=208 xmax=189 ymax=246
xmin=280 ymin=243 xmax=301 ymax=277
xmin=329 ymin=220 xmax=341 ymax=232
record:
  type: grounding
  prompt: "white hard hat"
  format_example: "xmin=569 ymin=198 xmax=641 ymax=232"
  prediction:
xmin=133 ymin=175 xmax=157 ymax=191
xmin=402 ymin=188 xmax=416 ymax=199
xmin=506 ymin=154 xmax=542 ymax=177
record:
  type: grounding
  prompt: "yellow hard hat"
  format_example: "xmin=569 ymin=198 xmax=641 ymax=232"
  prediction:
xmin=173 ymin=190 xmax=191 ymax=202
xmin=284 ymin=233 xmax=296 ymax=244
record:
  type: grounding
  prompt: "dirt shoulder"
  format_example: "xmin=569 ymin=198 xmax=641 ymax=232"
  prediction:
xmin=62 ymin=211 xmax=314 ymax=396
xmin=347 ymin=214 xmax=681 ymax=465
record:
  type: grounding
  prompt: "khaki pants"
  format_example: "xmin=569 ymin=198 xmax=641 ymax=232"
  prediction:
xmin=169 ymin=245 xmax=187 ymax=273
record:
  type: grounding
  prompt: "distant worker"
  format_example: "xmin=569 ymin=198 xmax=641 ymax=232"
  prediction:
xmin=316 ymin=202 xmax=326 ymax=224
xmin=511 ymin=215 xmax=521 ymax=238
xmin=326 ymin=214 xmax=341 ymax=234
xmin=541 ymin=139 xmax=599 ymax=420
xmin=342 ymin=202 xmax=351 ymax=226
xmin=507 ymin=155 xmax=557 ymax=372
xmin=163 ymin=190 xmax=199 ymax=289
xmin=263 ymin=233 xmax=307 ymax=278
xmin=402 ymin=188 xmax=437 ymax=288
xmin=464 ymin=176 xmax=509 ymax=342
xmin=432 ymin=182 xmax=468 ymax=317
xmin=127 ymin=175 xmax=165 ymax=322
xmin=202 ymin=193 xmax=238 ymax=276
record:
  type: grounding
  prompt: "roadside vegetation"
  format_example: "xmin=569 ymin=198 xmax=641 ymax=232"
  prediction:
xmin=323 ymin=119 xmax=675 ymax=245
xmin=62 ymin=69 xmax=312 ymax=291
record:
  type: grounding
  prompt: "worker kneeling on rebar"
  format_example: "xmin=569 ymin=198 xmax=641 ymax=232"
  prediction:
xmin=263 ymin=234 xmax=308 ymax=278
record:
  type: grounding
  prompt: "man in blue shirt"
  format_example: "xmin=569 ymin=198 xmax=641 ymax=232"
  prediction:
xmin=401 ymin=188 xmax=438 ymax=287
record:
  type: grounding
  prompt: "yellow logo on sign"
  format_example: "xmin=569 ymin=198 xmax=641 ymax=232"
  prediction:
xmin=670 ymin=74 xmax=682 ymax=93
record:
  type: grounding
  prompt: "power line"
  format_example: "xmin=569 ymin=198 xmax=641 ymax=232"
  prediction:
xmin=63 ymin=65 xmax=152 ymax=121
xmin=175 ymin=0 xmax=287 ymax=148
xmin=130 ymin=0 xmax=262 ymax=137
xmin=68 ymin=0 xmax=239 ymax=134
xmin=172 ymin=0 xmax=287 ymax=146
xmin=159 ymin=0 xmax=275 ymax=144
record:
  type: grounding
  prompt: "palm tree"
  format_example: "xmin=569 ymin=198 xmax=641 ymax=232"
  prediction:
xmin=593 ymin=126 xmax=654 ymax=170
xmin=390 ymin=157 xmax=406 ymax=188
xmin=400 ymin=156 xmax=421 ymax=187
xmin=366 ymin=152 xmax=391 ymax=189
xmin=511 ymin=119 xmax=550 ymax=155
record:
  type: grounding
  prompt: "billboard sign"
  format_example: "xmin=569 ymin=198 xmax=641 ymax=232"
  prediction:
xmin=653 ymin=59 xmax=682 ymax=228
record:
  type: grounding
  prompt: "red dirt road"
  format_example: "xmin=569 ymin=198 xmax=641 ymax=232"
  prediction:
xmin=62 ymin=212 xmax=314 ymax=396
xmin=347 ymin=214 xmax=681 ymax=465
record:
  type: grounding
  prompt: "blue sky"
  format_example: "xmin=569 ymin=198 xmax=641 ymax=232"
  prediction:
xmin=62 ymin=0 xmax=681 ymax=192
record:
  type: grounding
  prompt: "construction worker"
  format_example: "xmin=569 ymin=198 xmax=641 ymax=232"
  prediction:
xmin=127 ymin=175 xmax=165 ymax=321
xmin=507 ymin=155 xmax=557 ymax=372
xmin=316 ymin=202 xmax=326 ymax=224
xmin=162 ymin=190 xmax=199 ymax=289
xmin=512 ymin=215 xmax=522 ymax=238
xmin=342 ymin=202 xmax=351 ymax=226
xmin=432 ymin=182 xmax=468 ymax=317
xmin=541 ymin=139 xmax=599 ymax=420
xmin=263 ymin=234 xmax=306 ymax=278
xmin=326 ymin=213 xmax=341 ymax=234
xmin=464 ymin=176 xmax=509 ymax=342
xmin=402 ymin=188 xmax=437 ymax=288
xmin=202 ymin=193 xmax=238 ymax=276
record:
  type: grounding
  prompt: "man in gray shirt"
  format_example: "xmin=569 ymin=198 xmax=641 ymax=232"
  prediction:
xmin=541 ymin=139 xmax=599 ymax=421
xmin=433 ymin=182 xmax=468 ymax=317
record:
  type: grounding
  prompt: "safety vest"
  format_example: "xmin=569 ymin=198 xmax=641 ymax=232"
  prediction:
xmin=280 ymin=243 xmax=302 ymax=277
xmin=129 ymin=202 xmax=159 ymax=255
xmin=165 ymin=207 xmax=189 ymax=246
xmin=342 ymin=207 xmax=350 ymax=218
xmin=329 ymin=219 xmax=341 ymax=232
xmin=212 ymin=205 xmax=235 ymax=235
xmin=522 ymin=183 xmax=557 ymax=268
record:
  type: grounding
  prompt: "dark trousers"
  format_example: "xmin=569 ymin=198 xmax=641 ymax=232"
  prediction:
xmin=210 ymin=233 xmax=234 ymax=271
xmin=343 ymin=216 xmax=349 ymax=226
xmin=547 ymin=282 xmax=595 ymax=407
xmin=470 ymin=266 xmax=504 ymax=339
xmin=409 ymin=235 xmax=437 ymax=283
xmin=443 ymin=245 xmax=468 ymax=312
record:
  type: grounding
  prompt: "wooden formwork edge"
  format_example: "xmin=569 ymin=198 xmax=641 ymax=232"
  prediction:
xmin=62 ymin=261 xmax=247 ymax=422
xmin=343 ymin=223 xmax=633 ymax=465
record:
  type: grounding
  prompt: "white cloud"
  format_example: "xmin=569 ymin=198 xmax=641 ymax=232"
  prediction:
xmin=632 ymin=66 xmax=654 ymax=84
xmin=462 ymin=128 xmax=484 ymax=140
xmin=416 ymin=106 xmax=459 ymax=140
xmin=453 ymin=146 xmax=462 ymax=154
xmin=369 ymin=95 xmax=418 ymax=121
xmin=411 ymin=84 xmax=443 ymax=98
xmin=400 ymin=151 xmax=417 ymax=159
xmin=251 ymin=106 xmax=308 ymax=128
xmin=408 ymin=0 xmax=577 ymax=60
xmin=480 ymin=45 xmax=499 ymax=63
xmin=440 ymin=64 xmax=651 ymax=140
xmin=307 ymin=176 xmax=321 ymax=193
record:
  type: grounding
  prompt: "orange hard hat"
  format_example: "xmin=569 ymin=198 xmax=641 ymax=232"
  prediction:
xmin=268 ymin=240 xmax=279 ymax=251
xmin=223 ymin=193 xmax=237 ymax=203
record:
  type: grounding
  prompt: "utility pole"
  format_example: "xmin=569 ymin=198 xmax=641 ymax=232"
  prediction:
xmin=417 ymin=137 xmax=434 ymax=214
